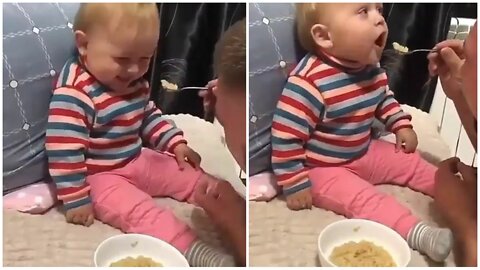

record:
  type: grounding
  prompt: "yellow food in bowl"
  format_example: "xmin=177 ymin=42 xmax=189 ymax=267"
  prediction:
xmin=110 ymin=256 xmax=162 ymax=267
xmin=329 ymin=240 xmax=396 ymax=267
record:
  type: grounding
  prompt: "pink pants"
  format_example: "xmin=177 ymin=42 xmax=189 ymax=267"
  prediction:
xmin=309 ymin=140 xmax=436 ymax=239
xmin=87 ymin=148 xmax=204 ymax=253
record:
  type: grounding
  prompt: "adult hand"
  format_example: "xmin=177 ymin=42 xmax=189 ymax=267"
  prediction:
xmin=427 ymin=39 xmax=465 ymax=100
xmin=199 ymin=79 xmax=217 ymax=115
xmin=457 ymin=161 xmax=478 ymax=206
xmin=434 ymin=157 xmax=476 ymax=232
xmin=194 ymin=179 xmax=246 ymax=266
xmin=194 ymin=180 xmax=245 ymax=226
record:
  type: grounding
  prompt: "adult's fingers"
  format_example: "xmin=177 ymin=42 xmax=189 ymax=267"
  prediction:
xmin=215 ymin=181 xmax=235 ymax=194
xmin=427 ymin=52 xmax=440 ymax=76
xmin=198 ymin=89 xmax=208 ymax=98
xmin=439 ymin=47 xmax=464 ymax=73
xmin=194 ymin=184 xmax=220 ymax=215
xmin=438 ymin=157 xmax=461 ymax=174
xmin=457 ymin=162 xmax=477 ymax=183
xmin=208 ymin=182 xmax=221 ymax=199
xmin=434 ymin=39 xmax=465 ymax=57
xmin=206 ymin=79 xmax=218 ymax=89
xmin=429 ymin=39 xmax=464 ymax=76
xmin=193 ymin=180 xmax=209 ymax=204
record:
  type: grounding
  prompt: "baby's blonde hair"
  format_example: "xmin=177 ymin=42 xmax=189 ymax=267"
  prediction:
xmin=74 ymin=3 xmax=159 ymax=33
xmin=296 ymin=3 xmax=330 ymax=53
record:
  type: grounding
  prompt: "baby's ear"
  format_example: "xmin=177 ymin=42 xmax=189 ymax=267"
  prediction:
xmin=74 ymin=30 xmax=88 ymax=57
xmin=311 ymin=24 xmax=333 ymax=49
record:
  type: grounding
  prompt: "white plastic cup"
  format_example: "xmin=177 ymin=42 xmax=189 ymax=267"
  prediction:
xmin=94 ymin=233 xmax=189 ymax=267
xmin=318 ymin=219 xmax=411 ymax=267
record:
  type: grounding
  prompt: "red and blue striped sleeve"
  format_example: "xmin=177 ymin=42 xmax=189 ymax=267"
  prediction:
xmin=141 ymin=101 xmax=186 ymax=153
xmin=271 ymin=75 xmax=324 ymax=196
xmin=45 ymin=86 xmax=94 ymax=210
xmin=375 ymin=83 xmax=412 ymax=133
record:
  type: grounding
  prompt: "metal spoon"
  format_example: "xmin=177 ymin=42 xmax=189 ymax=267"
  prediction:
xmin=395 ymin=48 xmax=438 ymax=56
xmin=180 ymin=86 xmax=208 ymax=91
xmin=163 ymin=86 xmax=208 ymax=92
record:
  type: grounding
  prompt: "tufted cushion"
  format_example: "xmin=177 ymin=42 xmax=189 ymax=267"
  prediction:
xmin=3 ymin=3 xmax=80 ymax=192
xmin=249 ymin=3 xmax=304 ymax=176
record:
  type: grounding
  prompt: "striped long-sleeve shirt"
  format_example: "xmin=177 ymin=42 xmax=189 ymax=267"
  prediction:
xmin=46 ymin=57 xmax=186 ymax=210
xmin=272 ymin=53 xmax=412 ymax=196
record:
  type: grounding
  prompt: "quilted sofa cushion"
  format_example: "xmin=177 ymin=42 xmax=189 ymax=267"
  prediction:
xmin=248 ymin=3 xmax=304 ymax=176
xmin=3 ymin=3 xmax=80 ymax=192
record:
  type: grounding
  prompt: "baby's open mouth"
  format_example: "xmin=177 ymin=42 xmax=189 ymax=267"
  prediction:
xmin=375 ymin=33 xmax=386 ymax=47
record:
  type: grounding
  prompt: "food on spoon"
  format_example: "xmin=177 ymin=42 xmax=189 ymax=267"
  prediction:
xmin=109 ymin=256 xmax=162 ymax=267
xmin=392 ymin=42 xmax=409 ymax=54
xmin=329 ymin=240 xmax=396 ymax=267
xmin=161 ymin=79 xmax=178 ymax=91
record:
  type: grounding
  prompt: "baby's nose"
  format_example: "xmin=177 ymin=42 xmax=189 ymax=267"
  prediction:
xmin=376 ymin=14 xmax=386 ymax=25
xmin=128 ymin=64 xmax=139 ymax=73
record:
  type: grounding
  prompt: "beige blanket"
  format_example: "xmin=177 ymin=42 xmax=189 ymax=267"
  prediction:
xmin=249 ymin=186 xmax=455 ymax=267
xmin=3 ymin=114 xmax=244 ymax=267
xmin=249 ymin=106 xmax=457 ymax=267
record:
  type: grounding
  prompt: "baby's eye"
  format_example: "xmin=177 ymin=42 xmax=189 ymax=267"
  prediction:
xmin=358 ymin=7 xmax=368 ymax=15
xmin=377 ymin=6 xmax=384 ymax=14
xmin=114 ymin=57 xmax=130 ymax=63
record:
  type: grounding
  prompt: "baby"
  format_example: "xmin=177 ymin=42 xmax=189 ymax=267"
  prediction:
xmin=272 ymin=3 xmax=452 ymax=262
xmin=45 ymin=3 xmax=233 ymax=267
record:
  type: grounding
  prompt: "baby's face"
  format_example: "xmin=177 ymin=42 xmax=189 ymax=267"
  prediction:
xmin=320 ymin=3 xmax=388 ymax=65
xmin=78 ymin=20 xmax=159 ymax=92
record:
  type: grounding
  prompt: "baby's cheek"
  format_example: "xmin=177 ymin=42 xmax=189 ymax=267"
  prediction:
xmin=93 ymin=65 xmax=119 ymax=86
xmin=104 ymin=63 xmax=122 ymax=78
xmin=141 ymin=62 xmax=150 ymax=72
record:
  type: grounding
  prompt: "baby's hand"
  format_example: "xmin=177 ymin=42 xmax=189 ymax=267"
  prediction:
xmin=65 ymin=203 xmax=94 ymax=227
xmin=286 ymin=187 xmax=312 ymax=211
xmin=173 ymin=143 xmax=202 ymax=170
xmin=395 ymin=128 xmax=418 ymax=153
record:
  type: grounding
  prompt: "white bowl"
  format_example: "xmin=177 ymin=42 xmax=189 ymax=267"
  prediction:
xmin=94 ymin=233 xmax=189 ymax=267
xmin=318 ymin=219 xmax=411 ymax=267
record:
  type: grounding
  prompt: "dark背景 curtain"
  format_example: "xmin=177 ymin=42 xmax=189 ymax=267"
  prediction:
xmin=381 ymin=3 xmax=477 ymax=111
xmin=147 ymin=3 xmax=246 ymax=118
